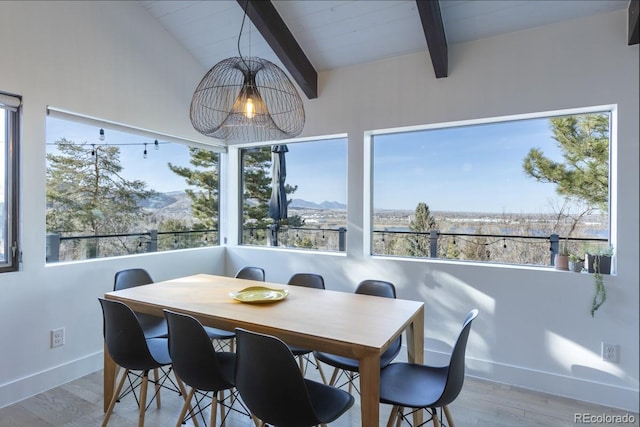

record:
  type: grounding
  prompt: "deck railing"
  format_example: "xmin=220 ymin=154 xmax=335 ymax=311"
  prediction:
xmin=46 ymin=227 xmax=608 ymax=267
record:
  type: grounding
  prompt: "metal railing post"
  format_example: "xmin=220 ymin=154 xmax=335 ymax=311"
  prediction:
xmin=338 ymin=227 xmax=346 ymax=252
xmin=147 ymin=230 xmax=158 ymax=252
xmin=46 ymin=233 xmax=60 ymax=263
xmin=430 ymin=230 xmax=439 ymax=258
xmin=550 ymin=233 xmax=560 ymax=266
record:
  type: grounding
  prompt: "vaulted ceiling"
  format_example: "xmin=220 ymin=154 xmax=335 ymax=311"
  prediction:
xmin=139 ymin=0 xmax=637 ymax=99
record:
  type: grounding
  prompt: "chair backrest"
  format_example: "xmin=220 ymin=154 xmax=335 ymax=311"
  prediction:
xmin=164 ymin=310 xmax=234 ymax=391
xmin=287 ymin=273 xmax=325 ymax=289
xmin=234 ymin=266 xmax=266 ymax=282
xmin=114 ymin=268 xmax=153 ymax=291
xmin=356 ymin=280 xmax=401 ymax=363
xmin=98 ymin=298 xmax=158 ymax=371
xmin=235 ymin=328 xmax=321 ymax=426
xmin=437 ymin=309 xmax=479 ymax=406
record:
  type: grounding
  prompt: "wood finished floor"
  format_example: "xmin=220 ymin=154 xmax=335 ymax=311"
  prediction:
xmin=1 ymin=368 xmax=637 ymax=427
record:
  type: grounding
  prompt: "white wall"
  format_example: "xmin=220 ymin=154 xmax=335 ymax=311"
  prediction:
xmin=0 ymin=1 xmax=226 ymax=408
xmin=0 ymin=0 xmax=637 ymax=415
xmin=226 ymin=9 xmax=639 ymax=412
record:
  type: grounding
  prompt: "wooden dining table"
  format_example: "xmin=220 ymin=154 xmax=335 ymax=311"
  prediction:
xmin=103 ymin=274 xmax=424 ymax=426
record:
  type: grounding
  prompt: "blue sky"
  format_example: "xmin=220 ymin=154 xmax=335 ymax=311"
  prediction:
xmin=373 ymin=118 xmax=565 ymax=213
xmin=46 ymin=116 xmax=568 ymax=214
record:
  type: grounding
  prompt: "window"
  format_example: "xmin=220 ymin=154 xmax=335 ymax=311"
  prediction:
xmin=45 ymin=111 xmax=221 ymax=263
xmin=372 ymin=109 xmax=611 ymax=267
xmin=240 ymin=137 xmax=347 ymax=251
xmin=0 ymin=93 xmax=20 ymax=272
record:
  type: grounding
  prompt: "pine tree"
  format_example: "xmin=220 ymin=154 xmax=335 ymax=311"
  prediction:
xmin=408 ymin=202 xmax=438 ymax=257
xmin=168 ymin=147 xmax=219 ymax=230
xmin=523 ymin=113 xmax=609 ymax=211
xmin=46 ymin=139 xmax=157 ymax=258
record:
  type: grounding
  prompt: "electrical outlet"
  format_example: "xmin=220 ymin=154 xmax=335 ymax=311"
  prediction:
xmin=51 ymin=328 xmax=65 ymax=348
xmin=601 ymin=342 xmax=618 ymax=363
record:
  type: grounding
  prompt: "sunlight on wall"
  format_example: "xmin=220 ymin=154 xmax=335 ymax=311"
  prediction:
xmin=545 ymin=330 xmax=635 ymax=385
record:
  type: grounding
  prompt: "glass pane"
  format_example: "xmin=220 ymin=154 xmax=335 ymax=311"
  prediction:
xmin=241 ymin=138 xmax=347 ymax=251
xmin=45 ymin=116 xmax=220 ymax=262
xmin=372 ymin=112 xmax=610 ymax=266
xmin=0 ymin=109 xmax=7 ymax=265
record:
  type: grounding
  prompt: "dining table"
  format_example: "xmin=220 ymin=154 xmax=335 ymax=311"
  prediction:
xmin=103 ymin=273 xmax=425 ymax=426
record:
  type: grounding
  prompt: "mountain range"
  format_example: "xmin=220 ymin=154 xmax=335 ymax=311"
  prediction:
xmin=139 ymin=191 xmax=346 ymax=213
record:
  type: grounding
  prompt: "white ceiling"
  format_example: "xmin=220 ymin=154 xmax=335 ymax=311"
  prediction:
xmin=139 ymin=0 xmax=628 ymax=74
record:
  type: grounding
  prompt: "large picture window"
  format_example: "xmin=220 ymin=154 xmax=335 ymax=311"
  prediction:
xmin=45 ymin=112 xmax=221 ymax=263
xmin=372 ymin=109 xmax=612 ymax=267
xmin=240 ymin=137 xmax=347 ymax=251
xmin=0 ymin=93 xmax=20 ymax=272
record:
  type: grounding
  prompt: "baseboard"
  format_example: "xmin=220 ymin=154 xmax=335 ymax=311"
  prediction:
xmin=418 ymin=348 xmax=639 ymax=413
xmin=0 ymin=351 xmax=103 ymax=409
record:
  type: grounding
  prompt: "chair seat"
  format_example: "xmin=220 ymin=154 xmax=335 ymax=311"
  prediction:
xmin=137 ymin=314 xmax=169 ymax=338
xmin=314 ymin=344 xmax=399 ymax=371
xmin=305 ymin=379 xmax=355 ymax=423
xmin=380 ymin=363 xmax=449 ymax=409
xmin=145 ymin=338 xmax=172 ymax=366
xmin=203 ymin=326 xmax=235 ymax=340
xmin=288 ymin=345 xmax=312 ymax=356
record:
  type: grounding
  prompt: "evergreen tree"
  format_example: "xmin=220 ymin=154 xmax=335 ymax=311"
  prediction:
xmin=408 ymin=202 xmax=438 ymax=257
xmin=168 ymin=147 xmax=219 ymax=230
xmin=46 ymin=139 xmax=156 ymax=257
xmin=523 ymin=113 xmax=609 ymax=211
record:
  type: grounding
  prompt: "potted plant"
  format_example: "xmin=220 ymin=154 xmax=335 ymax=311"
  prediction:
xmin=554 ymin=240 xmax=570 ymax=271
xmin=585 ymin=246 xmax=613 ymax=274
xmin=568 ymin=254 xmax=584 ymax=272
xmin=586 ymin=246 xmax=613 ymax=317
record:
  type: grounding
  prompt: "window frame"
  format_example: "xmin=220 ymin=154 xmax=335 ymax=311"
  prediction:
xmin=44 ymin=107 xmax=223 ymax=263
xmin=0 ymin=93 xmax=21 ymax=273
xmin=367 ymin=105 xmax=615 ymax=268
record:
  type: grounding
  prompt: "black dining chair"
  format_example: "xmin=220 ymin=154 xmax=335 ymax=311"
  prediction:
xmin=114 ymin=268 xmax=168 ymax=339
xmin=114 ymin=268 xmax=235 ymax=352
xmin=98 ymin=298 xmax=187 ymax=427
xmin=234 ymin=328 xmax=355 ymax=427
xmin=380 ymin=309 xmax=479 ymax=427
xmin=286 ymin=273 xmax=326 ymax=374
xmin=314 ymin=280 xmax=402 ymax=394
xmin=234 ymin=266 xmax=266 ymax=281
xmin=164 ymin=310 xmax=249 ymax=427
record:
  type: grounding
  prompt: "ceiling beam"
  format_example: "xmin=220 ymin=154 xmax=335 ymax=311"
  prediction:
xmin=416 ymin=0 xmax=448 ymax=78
xmin=237 ymin=0 xmax=318 ymax=99
xmin=629 ymin=0 xmax=639 ymax=45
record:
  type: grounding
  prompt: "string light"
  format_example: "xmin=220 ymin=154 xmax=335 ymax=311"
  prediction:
xmin=91 ymin=144 xmax=96 ymax=156
xmin=99 ymin=128 xmax=105 ymax=141
xmin=154 ymin=139 xmax=159 ymax=150
xmin=143 ymin=143 xmax=148 ymax=159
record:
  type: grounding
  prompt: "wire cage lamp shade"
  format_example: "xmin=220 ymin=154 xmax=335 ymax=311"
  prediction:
xmin=190 ymin=56 xmax=305 ymax=143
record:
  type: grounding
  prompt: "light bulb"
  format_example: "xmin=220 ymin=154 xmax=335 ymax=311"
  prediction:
xmin=99 ymin=128 xmax=105 ymax=141
xmin=245 ymin=97 xmax=255 ymax=119
xmin=154 ymin=139 xmax=159 ymax=150
xmin=143 ymin=144 xmax=148 ymax=159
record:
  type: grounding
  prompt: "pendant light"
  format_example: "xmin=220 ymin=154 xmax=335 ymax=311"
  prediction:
xmin=189 ymin=1 xmax=305 ymax=143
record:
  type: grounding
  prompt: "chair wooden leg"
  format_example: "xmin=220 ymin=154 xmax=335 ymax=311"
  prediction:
xmin=329 ymin=367 xmax=340 ymax=386
xmin=443 ymin=405 xmax=455 ymax=427
xmin=395 ymin=407 xmax=404 ymax=427
xmin=386 ymin=405 xmax=398 ymax=427
xmin=102 ymin=368 xmax=129 ymax=427
xmin=137 ymin=372 xmax=149 ymax=427
xmin=210 ymin=391 xmax=218 ymax=427
xmin=298 ymin=355 xmax=305 ymax=374
xmin=432 ymin=407 xmax=441 ymax=427
xmin=176 ymin=388 xmax=196 ymax=427
xmin=153 ymin=368 xmax=161 ymax=409
xmin=315 ymin=355 xmax=328 ymax=384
